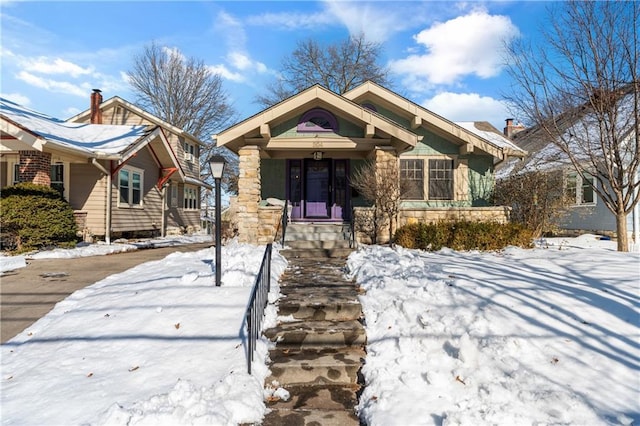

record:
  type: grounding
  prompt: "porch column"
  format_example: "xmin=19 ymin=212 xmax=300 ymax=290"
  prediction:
xmin=236 ymin=145 xmax=261 ymax=244
xmin=375 ymin=147 xmax=398 ymax=244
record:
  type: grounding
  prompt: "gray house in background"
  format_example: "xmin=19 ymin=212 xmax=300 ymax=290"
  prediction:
xmin=497 ymin=93 xmax=639 ymax=243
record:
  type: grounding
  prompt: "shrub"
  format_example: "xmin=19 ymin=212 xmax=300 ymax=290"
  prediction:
xmin=1 ymin=183 xmax=78 ymax=253
xmin=394 ymin=220 xmax=534 ymax=252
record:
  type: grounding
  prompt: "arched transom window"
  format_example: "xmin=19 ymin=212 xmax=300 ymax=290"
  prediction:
xmin=297 ymin=108 xmax=339 ymax=133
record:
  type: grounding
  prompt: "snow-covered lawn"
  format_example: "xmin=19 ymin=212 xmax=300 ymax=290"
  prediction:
xmin=347 ymin=235 xmax=640 ymax=426
xmin=1 ymin=234 xmax=638 ymax=425
xmin=1 ymin=239 xmax=287 ymax=425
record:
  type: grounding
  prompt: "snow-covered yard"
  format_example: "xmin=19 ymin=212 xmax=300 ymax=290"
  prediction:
xmin=1 ymin=234 xmax=638 ymax=425
xmin=347 ymin=235 xmax=640 ymax=426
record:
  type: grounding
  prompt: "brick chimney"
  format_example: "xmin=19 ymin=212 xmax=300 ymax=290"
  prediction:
xmin=90 ymin=89 xmax=103 ymax=124
xmin=503 ymin=118 xmax=525 ymax=139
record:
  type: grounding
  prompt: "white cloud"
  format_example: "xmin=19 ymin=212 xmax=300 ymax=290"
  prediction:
xmin=322 ymin=1 xmax=427 ymax=43
xmin=23 ymin=57 xmax=94 ymax=77
xmin=16 ymin=71 xmax=89 ymax=98
xmin=391 ymin=10 xmax=520 ymax=86
xmin=423 ymin=91 xmax=509 ymax=129
xmin=1 ymin=92 xmax=30 ymax=106
xmin=207 ymin=64 xmax=245 ymax=83
xmin=246 ymin=11 xmax=333 ymax=31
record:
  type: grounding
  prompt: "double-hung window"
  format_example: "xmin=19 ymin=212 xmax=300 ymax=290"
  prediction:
xmin=566 ymin=171 xmax=595 ymax=205
xmin=400 ymin=159 xmax=424 ymax=200
xmin=428 ymin=159 xmax=454 ymax=200
xmin=183 ymin=186 xmax=198 ymax=210
xmin=118 ymin=168 xmax=143 ymax=207
xmin=50 ymin=164 xmax=64 ymax=196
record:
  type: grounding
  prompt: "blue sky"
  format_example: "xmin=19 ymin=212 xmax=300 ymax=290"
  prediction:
xmin=0 ymin=1 xmax=550 ymax=134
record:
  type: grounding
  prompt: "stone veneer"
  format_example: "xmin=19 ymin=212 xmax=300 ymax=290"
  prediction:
xmin=235 ymin=146 xmax=261 ymax=244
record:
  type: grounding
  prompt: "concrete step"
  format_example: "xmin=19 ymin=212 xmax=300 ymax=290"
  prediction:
xmin=263 ymin=320 xmax=366 ymax=349
xmin=285 ymin=231 xmax=349 ymax=242
xmin=280 ymin=248 xmax=354 ymax=259
xmin=267 ymin=348 xmax=365 ymax=386
xmin=285 ymin=224 xmax=350 ymax=234
xmin=262 ymin=407 xmax=360 ymax=426
xmin=285 ymin=239 xmax=352 ymax=250
xmin=278 ymin=295 xmax=362 ymax=322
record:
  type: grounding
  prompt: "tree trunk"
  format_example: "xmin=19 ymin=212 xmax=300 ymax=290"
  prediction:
xmin=616 ymin=210 xmax=629 ymax=252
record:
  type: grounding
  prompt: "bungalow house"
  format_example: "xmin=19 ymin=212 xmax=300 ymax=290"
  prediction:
xmin=0 ymin=91 xmax=211 ymax=243
xmin=214 ymin=81 xmax=526 ymax=245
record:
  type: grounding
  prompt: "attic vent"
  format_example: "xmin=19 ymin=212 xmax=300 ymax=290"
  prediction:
xmin=297 ymin=108 xmax=339 ymax=133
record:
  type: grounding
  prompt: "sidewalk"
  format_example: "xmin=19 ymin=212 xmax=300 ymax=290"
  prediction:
xmin=0 ymin=242 xmax=212 ymax=343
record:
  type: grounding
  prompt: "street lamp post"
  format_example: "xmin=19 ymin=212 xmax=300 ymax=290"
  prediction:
xmin=208 ymin=156 xmax=226 ymax=287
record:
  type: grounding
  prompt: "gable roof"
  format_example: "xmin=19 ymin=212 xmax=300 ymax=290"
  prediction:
xmin=344 ymin=81 xmax=526 ymax=162
xmin=214 ymin=84 xmax=419 ymax=155
xmin=0 ymin=97 xmax=149 ymax=158
xmin=67 ymin=96 xmax=205 ymax=146
xmin=497 ymin=87 xmax=637 ymax=178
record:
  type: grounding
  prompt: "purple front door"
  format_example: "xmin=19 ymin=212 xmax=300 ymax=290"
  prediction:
xmin=287 ymin=159 xmax=349 ymax=221
xmin=305 ymin=159 xmax=330 ymax=217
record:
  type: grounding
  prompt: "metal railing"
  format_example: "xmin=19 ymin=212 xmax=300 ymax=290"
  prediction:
xmin=245 ymin=243 xmax=272 ymax=375
xmin=280 ymin=200 xmax=289 ymax=246
xmin=349 ymin=209 xmax=357 ymax=249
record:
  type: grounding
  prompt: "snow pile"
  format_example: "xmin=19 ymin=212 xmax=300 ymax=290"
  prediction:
xmin=347 ymin=240 xmax=639 ymax=426
xmin=1 ymin=240 xmax=287 ymax=426
xmin=0 ymin=234 xmax=214 ymax=273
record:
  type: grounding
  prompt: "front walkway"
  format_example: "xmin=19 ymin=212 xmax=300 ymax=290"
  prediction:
xmin=262 ymin=255 xmax=366 ymax=425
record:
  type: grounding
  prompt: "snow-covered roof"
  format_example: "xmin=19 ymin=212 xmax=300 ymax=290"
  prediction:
xmin=0 ymin=98 xmax=150 ymax=156
xmin=455 ymin=121 xmax=524 ymax=152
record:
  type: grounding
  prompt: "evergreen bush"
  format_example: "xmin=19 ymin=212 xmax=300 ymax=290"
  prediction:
xmin=1 ymin=183 xmax=78 ymax=253
xmin=394 ymin=220 xmax=534 ymax=251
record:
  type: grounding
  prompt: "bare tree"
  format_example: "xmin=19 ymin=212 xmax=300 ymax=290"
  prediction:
xmin=504 ymin=1 xmax=639 ymax=251
xmin=256 ymin=33 xmax=390 ymax=107
xmin=350 ymin=159 xmax=405 ymax=245
xmin=127 ymin=42 xmax=238 ymax=190
xmin=493 ymin=170 xmax=571 ymax=238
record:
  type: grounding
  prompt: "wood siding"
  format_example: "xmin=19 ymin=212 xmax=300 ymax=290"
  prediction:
xmin=110 ymin=147 xmax=163 ymax=234
xmin=69 ymin=162 xmax=107 ymax=235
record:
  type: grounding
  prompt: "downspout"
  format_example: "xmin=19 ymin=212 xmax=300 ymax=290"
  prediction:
xmin=91 ymin=158 xmax=112 ymax=245
xmin=161 ymin=184 xmax=167 ymax=238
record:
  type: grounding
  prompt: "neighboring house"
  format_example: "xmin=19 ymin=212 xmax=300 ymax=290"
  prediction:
xmin=0 ymin=90 xmax=211 ymax=243
xmin=497 ymin=89 xmax=639 ymax=240
xmin=214 ymin=81 xmax=526 ymax=244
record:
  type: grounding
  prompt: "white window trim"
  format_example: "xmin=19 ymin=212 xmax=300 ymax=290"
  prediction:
xmin=184 ymin=142 xmax=197 ymax=163
xmin=117 ymin=166 xmax=144 ymax=208
xmin=50 ymin=159 xmax=70 ymax=200
xmin=183 ymin=185 xmax=198 ymax=211
xmin=566 ymin=171 xmax=597 ymax=206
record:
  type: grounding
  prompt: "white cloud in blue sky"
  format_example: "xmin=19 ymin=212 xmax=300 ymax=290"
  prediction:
xmin=390 ymin=9 xmax=520 ymax=87
xmin=0 ymin=1 xmax=545 ymax=130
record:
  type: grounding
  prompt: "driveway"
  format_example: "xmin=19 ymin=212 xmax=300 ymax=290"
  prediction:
xmin=0 ymin=242 xmax=213 ymax=343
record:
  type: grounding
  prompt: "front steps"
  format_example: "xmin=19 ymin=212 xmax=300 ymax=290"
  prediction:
xmin=281 ymin=223 xmax=354 ymax=259
xmin=262 ymin=255 xmax=365 ymax=426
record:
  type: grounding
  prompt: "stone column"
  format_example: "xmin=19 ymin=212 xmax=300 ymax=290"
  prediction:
xmin=236 ymin=146 xmax=261 ymax=244
xmin=374 ymin=147 xmax=398 ymax=244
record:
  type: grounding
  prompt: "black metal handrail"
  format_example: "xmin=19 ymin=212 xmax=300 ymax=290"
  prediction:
xmin=349 ymin=209 xmax=356 ymax=249
xmin=245 ymin=243 xmax=272 ymax=374
xmin=281 ymin=200 xmax=288 ymax=246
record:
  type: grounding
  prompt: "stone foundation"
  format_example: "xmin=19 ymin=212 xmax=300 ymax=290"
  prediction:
xmin=257 ymin=205 xmax=283 ymax=245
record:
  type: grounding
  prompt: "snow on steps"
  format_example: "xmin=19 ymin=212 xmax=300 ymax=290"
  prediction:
xmin=261 ymin=251 xmax=365 ymax=426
